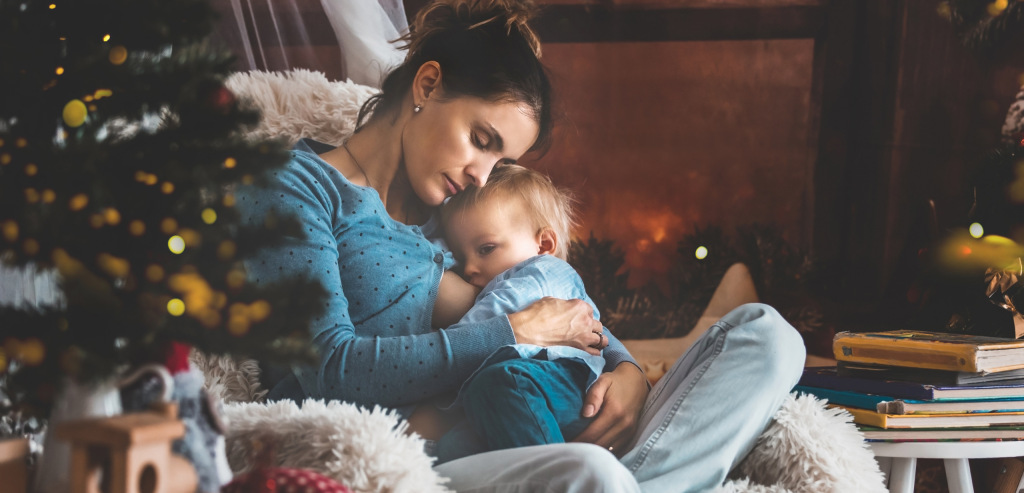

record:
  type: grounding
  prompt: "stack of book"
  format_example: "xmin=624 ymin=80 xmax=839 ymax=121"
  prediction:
xmin=798 ymin=330 xmax=1024 ymax=442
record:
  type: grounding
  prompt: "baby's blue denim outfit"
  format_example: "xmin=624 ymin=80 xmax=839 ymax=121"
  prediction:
xmin=435 ymin=255 xmax=610 ymax=463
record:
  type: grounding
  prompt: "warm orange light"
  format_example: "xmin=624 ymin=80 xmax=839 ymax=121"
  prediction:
xmin=961 ymin=246 xmax=972 ymax=256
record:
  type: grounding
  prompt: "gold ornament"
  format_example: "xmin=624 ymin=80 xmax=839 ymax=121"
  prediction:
xmin=62 ymin=99 xmax=87 ymax=127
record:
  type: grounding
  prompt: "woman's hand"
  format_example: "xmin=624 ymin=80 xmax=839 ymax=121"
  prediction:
xmin=507 ymin=297 xmax=605 ymax=355
xmin=571 ymin=362 xmax=649 ymax=456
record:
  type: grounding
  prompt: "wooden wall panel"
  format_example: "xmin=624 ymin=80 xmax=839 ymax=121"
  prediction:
xmin=521 ymin=40 xmax=816 ymax=288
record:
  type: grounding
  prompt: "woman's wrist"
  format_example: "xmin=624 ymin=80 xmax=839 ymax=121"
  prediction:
xmin=506 ymin=310 xmax=530 ymax=344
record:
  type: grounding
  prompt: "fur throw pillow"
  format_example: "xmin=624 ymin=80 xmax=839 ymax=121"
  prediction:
xmin=224 ymin=399 xmax=450 ymax=493
xmin=225 ymin=69 xmax=373 ymax=146
xmin=730 ymin=393 xmax=887 ymax=493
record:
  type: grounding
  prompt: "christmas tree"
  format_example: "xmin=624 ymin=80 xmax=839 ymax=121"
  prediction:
xmin=0 ymin=0 xmax=327 ymax=415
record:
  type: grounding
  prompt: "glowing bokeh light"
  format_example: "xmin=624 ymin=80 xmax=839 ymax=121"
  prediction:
xmin=695 ymin=246 xmax=708 ymax=260
xmin=129 ymin=220 xmax=145 ymax=236
xmin=62 ymin=99 xmax=87 ymax=127
xmin=167 ymin=298 xmax=185 ymax=316
xmin=168 ymin=235 xmax=185 ymax=254
xmin=201 ymin=208 xmax=217 ymax=224
xmin=969 ymin=222 xmax=984 ymax=238
xmin=109 ymin=46 xmax=127 ymax=65
xmin=68 ymin=194 xmax=88 ymax=211
xmin=961 ymin=246 xmax=972 ymax=256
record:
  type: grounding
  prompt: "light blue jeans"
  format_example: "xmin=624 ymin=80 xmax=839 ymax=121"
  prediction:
xmin=433 ymin=303 xmax=806 ymax=492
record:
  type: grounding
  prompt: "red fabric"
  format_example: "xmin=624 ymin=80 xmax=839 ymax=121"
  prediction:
xmin=221 ymin=467 xmax=352 ymax=493
xmin=164 ymin=341 xmax=192 ymax=374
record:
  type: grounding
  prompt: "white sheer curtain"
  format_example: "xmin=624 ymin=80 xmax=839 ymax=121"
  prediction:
xmin=211 ymin=0 xmax=408 ymax=87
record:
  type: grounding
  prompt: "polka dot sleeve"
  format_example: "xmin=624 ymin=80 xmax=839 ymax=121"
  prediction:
xmin=239 ymin=149 xmax=516 ymax=409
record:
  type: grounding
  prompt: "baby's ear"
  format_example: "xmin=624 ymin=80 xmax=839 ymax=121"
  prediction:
xmin=537 ymin=228 xmax=558 ymax=255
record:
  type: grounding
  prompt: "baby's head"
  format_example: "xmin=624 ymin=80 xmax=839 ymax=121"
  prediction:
xmin=441 ymin=164 xmax=576 ymax=288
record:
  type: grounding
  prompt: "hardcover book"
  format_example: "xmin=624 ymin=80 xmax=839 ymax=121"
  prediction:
xmin=832 ymin=330 xmax=1024 ymax=373
xmin=800 ymin=366 xmax=1024 ymax=401
xmin=881 ymin=399 xmax=1024 ymax=415
xmin=837 ymin=361 xmax=1024 ymax=385
xmin=858 ymin=425 xmax=1024 ymax=441
xmin=834 ymin=405 xmax=1024 ymax=429
xmin=796 ymin=383 xmax=1024 ymax=414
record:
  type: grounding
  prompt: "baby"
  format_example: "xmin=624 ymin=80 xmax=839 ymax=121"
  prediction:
xmin=433 ymin=164 xmax=614 ymax=463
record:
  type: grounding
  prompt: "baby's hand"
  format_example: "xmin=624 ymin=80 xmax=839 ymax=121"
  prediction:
xmin=431 ymin=271 xmax=481 ymax=328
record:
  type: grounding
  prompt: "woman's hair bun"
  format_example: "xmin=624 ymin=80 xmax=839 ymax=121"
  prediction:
xmin=404 ymin=0 xmax=542 ymax=59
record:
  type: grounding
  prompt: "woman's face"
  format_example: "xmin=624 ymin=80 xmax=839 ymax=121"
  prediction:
xmin=402 ymin=95 xmax=540 ymax=207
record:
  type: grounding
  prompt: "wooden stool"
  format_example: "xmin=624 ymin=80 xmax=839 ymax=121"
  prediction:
xmin=55 ymin=405 xmax=197 ymax=493
xmin=0 ymin=437 xmax=30 ymax=493
xmin=871 ymin=440 xmax=1024 ymax=493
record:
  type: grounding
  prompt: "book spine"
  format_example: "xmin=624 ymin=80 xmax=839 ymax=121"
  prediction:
xmin=793 ymin=385 xmax=892 ymax=410
xmin=833 ymin=343 xmax=978 ymax=372
xmin=799 ymin=371 xmax=936 ymax=400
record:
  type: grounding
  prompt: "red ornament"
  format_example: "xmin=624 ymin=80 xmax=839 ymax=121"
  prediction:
xmin=205 ymin=84 xmax=235 ymax=112
xmin=163 ymin=341 xmax=192 ymax=374
xmin=221 ymin=467 xmax=352 ymax=493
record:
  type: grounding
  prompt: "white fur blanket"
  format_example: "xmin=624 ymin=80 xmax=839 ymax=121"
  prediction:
xmin=197 ymin=353 xmax=885 ymax=493
xmin=210 ymin=70 xmax=887 ymax=493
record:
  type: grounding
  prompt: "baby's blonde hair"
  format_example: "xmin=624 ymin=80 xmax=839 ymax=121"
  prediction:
xmin=441 ymin=165 xmax=577 ymax=260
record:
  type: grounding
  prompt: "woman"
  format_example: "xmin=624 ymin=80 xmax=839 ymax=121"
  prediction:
xmin=243 ymin=1 xmax=805 ymax=492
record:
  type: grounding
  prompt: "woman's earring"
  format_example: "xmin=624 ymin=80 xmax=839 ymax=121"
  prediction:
xmin=413 ymin=104 xmax=422 ymax=113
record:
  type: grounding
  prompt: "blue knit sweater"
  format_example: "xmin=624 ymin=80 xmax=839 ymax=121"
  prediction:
xmin=240 ymin=139 xmax=636 ymax=417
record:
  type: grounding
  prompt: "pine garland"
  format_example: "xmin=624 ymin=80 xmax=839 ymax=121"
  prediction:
xmin=946 ymin=0 xmax=1024 ymax=55
xmin=570 ymin=224 xmax=823 ymax=342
